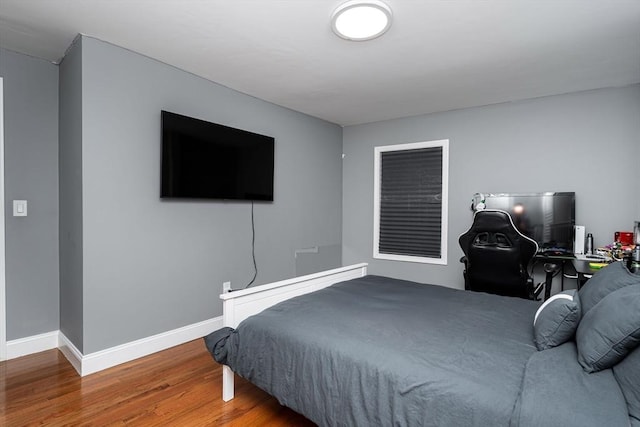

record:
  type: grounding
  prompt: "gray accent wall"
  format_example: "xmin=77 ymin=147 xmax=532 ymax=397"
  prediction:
xmin=73 ymin=36 xmax=343 ymax=353
xmin=59 ymin=38 xmax=84 ymax=351
xmin=0 ymin=48 xmax=60 ymax=339
xmin=295 ymin=243 xmax=343 ymax=277
xmin=343 ymin=85 xmax=640 ymax=287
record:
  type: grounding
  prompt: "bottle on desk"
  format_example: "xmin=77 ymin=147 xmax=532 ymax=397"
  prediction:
xmin=630 ymin=245 xmax=640 ymax=274
xmin=586 ymin=233 xmax=594 ymax=255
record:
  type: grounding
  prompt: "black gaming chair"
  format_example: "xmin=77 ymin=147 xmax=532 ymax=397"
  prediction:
xmin=459 ymin=209 xmax=541 ymax=299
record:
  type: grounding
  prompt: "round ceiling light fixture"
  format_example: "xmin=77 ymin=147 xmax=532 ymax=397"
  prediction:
xmin=331 ymin=0 xmax=393 ymax=41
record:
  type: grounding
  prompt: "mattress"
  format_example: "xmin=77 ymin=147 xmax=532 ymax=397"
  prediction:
xmin=211 ymin=275 xmax=541 ymax=426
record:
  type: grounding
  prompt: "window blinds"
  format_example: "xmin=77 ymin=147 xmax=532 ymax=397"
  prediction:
xmin=378 ymin=147 xmax=443 ymax=258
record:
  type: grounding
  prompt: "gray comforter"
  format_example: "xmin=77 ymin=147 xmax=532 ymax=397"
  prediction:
xmin=205 ymin=275 xmax=630 ymax=426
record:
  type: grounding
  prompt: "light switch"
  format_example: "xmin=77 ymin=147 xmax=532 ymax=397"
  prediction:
xmin=13 ymin=200 xmax=27 ymax=217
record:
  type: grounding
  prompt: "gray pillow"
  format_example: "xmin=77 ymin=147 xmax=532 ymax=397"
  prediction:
xmin=533 ymin=290 xmax=581 ymax=351
xmin=613 ymin=344 xmax=640 ymax=422
xmin=576 ymin=284 xmax=640 ymax=373
xmin=578 ymin=261 xmax=640 ymax=315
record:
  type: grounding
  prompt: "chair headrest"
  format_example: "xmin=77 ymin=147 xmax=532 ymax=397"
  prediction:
xmin=460 ymin=209 xmax=539 ymax=254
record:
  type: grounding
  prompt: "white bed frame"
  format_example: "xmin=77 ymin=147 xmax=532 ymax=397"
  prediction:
xmin=219 ymin=262 xmax=368 ymax=401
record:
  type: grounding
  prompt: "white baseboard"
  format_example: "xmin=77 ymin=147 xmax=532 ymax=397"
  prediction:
xmin=6 ymin=330 xmax=59 ymax=359
xmin=79 ymin=316 xmax=223 ymax=376
xmin=7 ymin=316 xmax=223 ymax=377
xmin=58 ymin=332 xmax=83 ymax=374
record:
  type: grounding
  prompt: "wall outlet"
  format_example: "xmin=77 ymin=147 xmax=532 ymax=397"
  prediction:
xmin=223 ymin=281 xmax=231 ymax=293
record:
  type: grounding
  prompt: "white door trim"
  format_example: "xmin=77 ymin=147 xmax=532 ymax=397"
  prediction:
xmin=0 ymin=77 xmax=7 ymax=361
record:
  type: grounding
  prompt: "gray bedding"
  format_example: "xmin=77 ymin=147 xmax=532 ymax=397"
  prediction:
xmin=206 ymin=275 xmax=631 ymax=426
xmin=511 ymin=341 xmax=630 ymax=427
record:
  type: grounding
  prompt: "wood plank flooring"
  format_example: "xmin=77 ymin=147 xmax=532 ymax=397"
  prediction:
xmin=0 ymin=339 xmax=316 ymax=426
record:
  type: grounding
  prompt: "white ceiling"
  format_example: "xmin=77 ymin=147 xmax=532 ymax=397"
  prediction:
xmin=1 ymin=0 xmax=639 ymax=126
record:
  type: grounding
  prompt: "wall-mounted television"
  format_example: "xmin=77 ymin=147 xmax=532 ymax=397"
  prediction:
xmin=482 ymin=192 xmax=576 ymax=253
xmin=161 ymin=110 xmax=274 ymax=201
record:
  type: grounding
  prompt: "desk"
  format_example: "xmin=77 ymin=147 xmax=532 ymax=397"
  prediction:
xmin=532 ymin=255 xmax=612 ymax=297
xmin=533 ymin=254 xmax=575 ymax=297
xmin=572 ymin=259 xmax=607 ymax=289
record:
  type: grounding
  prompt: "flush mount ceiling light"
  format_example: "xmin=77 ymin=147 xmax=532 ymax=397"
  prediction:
xmin=331 ymin=0 xmax=393 ymax=41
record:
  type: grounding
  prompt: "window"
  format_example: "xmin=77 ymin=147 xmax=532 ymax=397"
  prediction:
xmin=373 ymin=139 xmax=449 ymax=264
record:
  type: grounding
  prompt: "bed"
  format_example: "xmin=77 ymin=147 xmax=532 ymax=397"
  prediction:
xmin=205 ymin=262 xmax=640 ymax=427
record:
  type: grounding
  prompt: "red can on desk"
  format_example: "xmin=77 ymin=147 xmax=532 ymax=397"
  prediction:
xmin=615 ymin=231 xmax=634 ymax=246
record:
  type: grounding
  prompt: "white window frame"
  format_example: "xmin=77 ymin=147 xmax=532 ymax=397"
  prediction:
xmin=373 ymin=139 xmax=449 ymax=265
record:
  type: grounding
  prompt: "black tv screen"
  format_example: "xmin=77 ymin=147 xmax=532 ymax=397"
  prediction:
xmin=161 ymin=111 xmax=274 ymax=201
xmin=482 ymin=192 xmax=576 ymax=252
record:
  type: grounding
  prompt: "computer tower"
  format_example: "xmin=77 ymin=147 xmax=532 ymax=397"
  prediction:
xmin=574 ymin=225 xmax=586 ymax=255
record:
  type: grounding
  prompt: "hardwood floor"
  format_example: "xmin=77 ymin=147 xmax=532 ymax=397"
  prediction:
xmin=0 ymin=339 xmax=316 ymax=426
